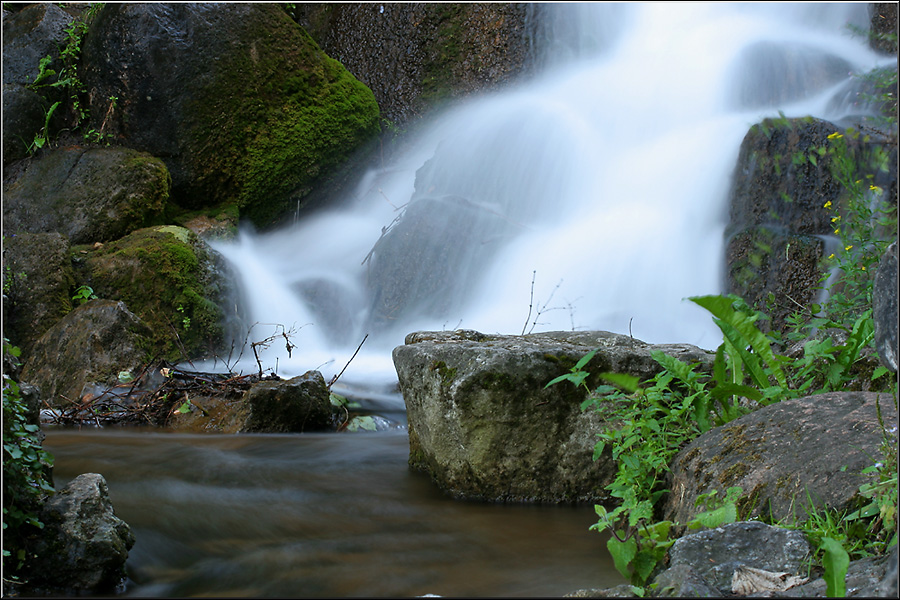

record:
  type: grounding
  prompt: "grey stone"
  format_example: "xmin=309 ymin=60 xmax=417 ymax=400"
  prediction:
xmin=663 ymin=392 xmax=898 ymax=527
xmin=33 ymin=473 xmax=135 ymax=594
xmin=393 ymin=329 xmax=713 ymax=503
xmin=238 ymin=370 xmax=335 ymax=433
xmin=667 ymin=521 xmax=811 ymax=593
xmin=651 ymin=564 xmax=722 ymax=597
xmin=20 ymin=300 xmax=154 ymax=407
xmin=2 ymin=145 xmax=170 ymax=244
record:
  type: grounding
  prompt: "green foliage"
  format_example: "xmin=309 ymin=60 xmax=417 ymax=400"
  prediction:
xmin=2 ymin=340 xmax=55 ymax=576
xmin=590 ymin=487 xmax=743 ymax=586
xmin=71 ymin=284 xmax=97 ymax=305
xmin=548 ymin=286 xmax=893 ymax=590
xmin=820 ymin=537 xmax=850 ymax=597
xmin=23 ymin=3 xmax=107 ymax=154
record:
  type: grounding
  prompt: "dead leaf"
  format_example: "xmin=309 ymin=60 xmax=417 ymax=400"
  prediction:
xmin=731 ymin=565 xmax=809 ymax=595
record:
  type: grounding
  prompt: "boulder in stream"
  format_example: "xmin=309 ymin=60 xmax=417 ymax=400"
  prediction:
xmin=27 ymin=473 xmax=135 ymax=595
xmin=392 ymin=329 xmax=714 ymax=503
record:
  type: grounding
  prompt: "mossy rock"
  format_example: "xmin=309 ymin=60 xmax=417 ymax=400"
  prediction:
xmin=76 ymin=226 xmax=228 ymax=361
xmin=2 ymin=232 xmax=75 ymax=360
xmin=81 ymin=3 xmax=381 ymax=228
xmin=2 ymin=146 xmax=171 ymax=244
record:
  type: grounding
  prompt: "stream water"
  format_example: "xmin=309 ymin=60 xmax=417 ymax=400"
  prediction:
xmin=42 ymin=3 xmax=893 ymax=598
xmin=44 ymin=427 xmax=622 ymax=597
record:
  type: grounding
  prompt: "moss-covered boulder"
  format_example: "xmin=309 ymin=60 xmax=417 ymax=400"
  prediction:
xmin=2 ymin=146 xmax=170 ymax=244
xmin=392 ymin=329 xmax=714 ymax=503
xmin=75 ymin=226 xmax=230 ymax=362
xmin=2 ymin=232 xmax=76 ymax=359
xmin=19 ymin=299 xmax=154 ymax=408
xmin=80 ymin=3 xmax=381 ymax=228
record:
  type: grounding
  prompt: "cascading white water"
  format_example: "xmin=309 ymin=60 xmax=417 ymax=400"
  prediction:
xmin=208 ymin=3 xmax=890 ymax=385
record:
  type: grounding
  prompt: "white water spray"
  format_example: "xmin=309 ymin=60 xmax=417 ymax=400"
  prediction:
xmin=208 ymin=3 xmax=889 ymax=384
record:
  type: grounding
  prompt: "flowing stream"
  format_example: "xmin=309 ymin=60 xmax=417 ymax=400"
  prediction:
xmin=44 ymin=4 xmax=893 ymax=598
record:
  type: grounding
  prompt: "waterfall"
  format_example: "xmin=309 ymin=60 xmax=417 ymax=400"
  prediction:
xmin=207 ymin=3 xmax=889 ymax=384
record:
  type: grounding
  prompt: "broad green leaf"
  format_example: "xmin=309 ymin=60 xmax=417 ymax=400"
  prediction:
xmin=820 ymin=537 xmax=849 ymax=597
xmin=710 ymin=383 xmax=762 ymax=402
xmin=690 ymin=295 xmax=786 ymax=387
xmin=599 ymin=372 xmax=641 ymax=394
xmin=688 ymin=503 xmax=737 ymax=530
xmin=575 ymin=349 xmax=599 ymax=371
xmin=632 ymin=549 xmax=660 ymax=584
xmin=346 ymin=416 xmax=377 ymax=432
xmin=607 ymin=534 xmax=637 ymax=580
xmin=715 ymin=318 xmax=770 ymax=390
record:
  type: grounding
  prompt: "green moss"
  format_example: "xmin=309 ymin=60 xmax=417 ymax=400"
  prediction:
xmin=80 ymin=226 xmax=224 ymax=361
xmin=185 ymin=6 xmax=381 ymax=227
xmin=420 ymin=4 xmax=464 ymax=105
xmin=720 ymin=462 xmax=752 ymax=486
xmin=430 ymin=360 xmax=458 ymax=387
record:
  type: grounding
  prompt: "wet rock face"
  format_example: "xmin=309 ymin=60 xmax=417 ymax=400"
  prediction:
xmin=292 ymin=3 xmax=537 ymax=127
xmin=29 ymin=473 xmax=135 ymax=595
xmin=662 ymin=391 xmax=898 ymax=528
xmin=392 ymin=329 xmax=713 ymax=503
xmin=1 ymin=3 xmax=74 ymax=163
xmin=873 ymin=241 xmax=899 ymax=372
xmin=2 ymin=232 xmax=75 ymax=358
xmin=725 ymin=116 xmax=897 ymax=335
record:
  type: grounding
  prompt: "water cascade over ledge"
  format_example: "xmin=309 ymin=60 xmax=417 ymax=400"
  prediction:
xmin=207 ymin=3 xmax=889 ymax=386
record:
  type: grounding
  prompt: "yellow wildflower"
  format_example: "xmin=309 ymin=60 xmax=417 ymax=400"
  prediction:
xmin=827 ymin=132 xmax=843 ymax=139
xmin=845 ymin=245 xmax=853 ymax=251
xmin=831 ymin=216 xmax=841 ymax=223
xmin=828 ymin=253 xmax=835 ymax=260
xmin=834 ymin=228 xmax=841 ymax=235
xmin=862 ymin=266 xmax=866 ymax=271
xmin=823 ymin=200 xmax=832 ymax=209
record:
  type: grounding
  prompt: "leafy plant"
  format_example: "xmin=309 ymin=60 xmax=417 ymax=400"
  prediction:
xmin=72 ymin=284 xmax=97 ymax=305
xmin=2 ymin=340 xmax=55 ymax=576
xmin=22 ymin=3 xmax=106 ymax=154
xmin=820 ymin=536 xmax=850 ymax=597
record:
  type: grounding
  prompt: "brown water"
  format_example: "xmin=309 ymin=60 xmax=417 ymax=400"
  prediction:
xmin=44 ymin=427 xmax=625 ymax=598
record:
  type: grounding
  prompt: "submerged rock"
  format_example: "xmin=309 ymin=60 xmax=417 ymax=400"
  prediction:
xmin=393 ymin=329 xmax=713 ymax=503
